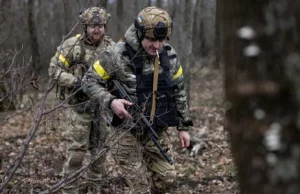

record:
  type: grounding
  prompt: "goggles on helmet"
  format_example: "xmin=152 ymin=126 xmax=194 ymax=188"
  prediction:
xmin=153 ymin=21 xmax=168 ymax=40
xmin=144 ymin=21 xmax=171 ymax=41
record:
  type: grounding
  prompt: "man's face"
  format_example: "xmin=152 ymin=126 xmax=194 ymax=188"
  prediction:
xmin=141 ymin=36 xmax=165 ymax=56
xmin=86 ymin=24 xmax=105 ymax=44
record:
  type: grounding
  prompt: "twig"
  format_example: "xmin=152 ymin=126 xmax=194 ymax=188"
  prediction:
xmin=38 ymin=125 xmax=131 ymax=194
xmin=0 ymin=80 xmax=54 ymax=192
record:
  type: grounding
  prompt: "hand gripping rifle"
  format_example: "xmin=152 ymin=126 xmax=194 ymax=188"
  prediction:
xmin=107 ymin=79 xmax=174 ymax=165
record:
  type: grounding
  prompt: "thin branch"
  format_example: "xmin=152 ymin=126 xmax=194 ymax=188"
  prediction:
xmin=6 ymin=46 xmax=24 ymax=74
xmin=39 ymin=124 xmax=132 ymax=194
xmin=0 ymin=80 xmax=53 ymax=192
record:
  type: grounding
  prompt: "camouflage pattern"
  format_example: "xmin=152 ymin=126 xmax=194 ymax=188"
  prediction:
xmin=62 ymin=109 xmax=111 ymax=193
xmin=82 ymin=10 xmax=191 ymax=193
xmin=49 ymin=34 xmax=114 ymax=87
xmin=48 ymin=32 xmax=115 ymax=194
xmin=109 ymin=127 xmax=175 ymax=194
xmin=136 ymin=6 xmax=172 ymax=39
xmin=80 ymin=7 xmax=110 ymax=25
xmin=84 ymin=24 xmax=191 ymax=126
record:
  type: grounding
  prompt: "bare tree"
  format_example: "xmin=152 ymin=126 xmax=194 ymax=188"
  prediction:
xmin=116 ymin=0 xmax=124 ymax=39
xmin=62 ymin=0 xmax=71 ymax=35
xmin=27 ymin=0 xmax=41 ymax=74
xmin=156 ymin=0 xmax=163 ymax=8
xmin=215 ymin=0 xmax=221 ymax=68
xmin=180 ymin=0 xmax=194 ymax=105
xmin=221 ymin=0 xmax=300 ymax=193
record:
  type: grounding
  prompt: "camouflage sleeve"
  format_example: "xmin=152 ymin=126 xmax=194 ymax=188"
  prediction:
xmin=104 ymin=36 xmax=116 ymax=48
xmin=48 ymin=37 xmax=78 ymax=87
xmin=82 ymin=50 xmax=117 ymax=110
xmin=168 ymin=44 xmax=193 ymax=131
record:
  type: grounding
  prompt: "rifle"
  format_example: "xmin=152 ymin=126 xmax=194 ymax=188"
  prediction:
xmin=108 ymin=79 xmax=174 ymax=165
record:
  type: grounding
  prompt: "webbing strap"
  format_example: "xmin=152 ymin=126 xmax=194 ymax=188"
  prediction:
xmin=150 ymin=51 xmax=159 ymax=123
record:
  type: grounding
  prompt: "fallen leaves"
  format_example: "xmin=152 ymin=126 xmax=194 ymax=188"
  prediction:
xmin=0 ymin=67 xmax=239 ymax=193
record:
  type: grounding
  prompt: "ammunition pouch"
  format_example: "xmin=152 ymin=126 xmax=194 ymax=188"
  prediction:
xmin=73 ymin=98 xmax=95 ymax=114
xmin=68 ymin=88 xmax=88 ymax=104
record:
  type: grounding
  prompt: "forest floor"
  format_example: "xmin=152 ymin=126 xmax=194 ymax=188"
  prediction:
xmin=0 ymin=66 xmax=239 ymax=194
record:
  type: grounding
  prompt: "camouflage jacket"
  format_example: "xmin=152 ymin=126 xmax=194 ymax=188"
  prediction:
xmin=83 ymin=24 xmax=192 ymax=131
xmin=48 ymin=34 xmax=115 ymax=89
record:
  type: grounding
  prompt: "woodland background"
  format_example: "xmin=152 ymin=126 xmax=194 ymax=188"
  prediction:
xmin=0 ymin=0 xmax=217 ymax=78
xmin=2 ymin=0 xmax=300 ymax=194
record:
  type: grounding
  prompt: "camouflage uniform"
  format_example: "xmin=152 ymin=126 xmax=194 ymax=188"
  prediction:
xmin=83 ymin=6 xmax=192 ymax=194
xmin=48 ymin=7 xmax=115 ymax=194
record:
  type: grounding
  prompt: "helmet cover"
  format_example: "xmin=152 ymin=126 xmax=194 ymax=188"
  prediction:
xmin=135 ymin=6 xmax=172 ymax=40
xmin=80 ymin=7 xmax=110 ymax=25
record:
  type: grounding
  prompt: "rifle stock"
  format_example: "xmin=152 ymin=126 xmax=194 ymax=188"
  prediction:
xmin=108 ymin=80 xmax=173 ymax=164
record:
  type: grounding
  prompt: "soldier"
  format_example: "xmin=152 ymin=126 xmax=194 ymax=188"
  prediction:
xmin=48 ymin=7 xmax=115 ymax=194
xmin=82 ymin=6 xmax=193 ymax=194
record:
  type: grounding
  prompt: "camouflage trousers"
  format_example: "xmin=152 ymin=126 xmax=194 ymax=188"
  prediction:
xmin=62 ymin=108 xmax=111 ymax=194
xmin=111 ymin=128 xmax=176 ymax=194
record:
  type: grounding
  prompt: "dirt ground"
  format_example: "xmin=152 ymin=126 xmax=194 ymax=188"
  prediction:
xmin=0 ymin=66 xmax=239 ymax=194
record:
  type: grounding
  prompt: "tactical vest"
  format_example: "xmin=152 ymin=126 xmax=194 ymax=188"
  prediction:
xmin=123 ymin=43 xmax=179 ymax=128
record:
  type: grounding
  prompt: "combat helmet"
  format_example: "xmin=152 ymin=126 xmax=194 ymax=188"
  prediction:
xmin=79 ymin=7 xmax=110 ymax=26
xmin=134 ymin=6 xmax=173 ymax=41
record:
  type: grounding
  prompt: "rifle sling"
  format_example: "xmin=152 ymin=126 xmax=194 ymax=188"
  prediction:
xmin=150 ymin=53 xmax=159 ymax=122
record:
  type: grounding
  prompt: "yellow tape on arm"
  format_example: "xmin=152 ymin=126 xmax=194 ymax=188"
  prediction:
xmin=56 ymin=52 xmax=71 ymax=68
xmin=93 ymin=61 xmax=111 ymax=80
xmin=172 ymin=66 xmax=183 ymax=80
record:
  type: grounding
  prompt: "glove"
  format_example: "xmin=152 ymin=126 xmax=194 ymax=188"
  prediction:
xmin=72 ymin=78 xmax=88 ymax=101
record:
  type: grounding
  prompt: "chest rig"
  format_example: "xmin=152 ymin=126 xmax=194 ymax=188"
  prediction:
xmin=123 ymin=42 xmax=179 ymax=128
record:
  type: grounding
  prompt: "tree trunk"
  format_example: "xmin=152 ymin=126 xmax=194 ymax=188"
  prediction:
xmin=27 ymin=0 xmax=41 ymax=74
xmin=181 ymin=0 xmax=193 ymax=105
xmin=221 ymin=0 xmax=300 ymax=193
xmin=101 ymin=0 xmax=108 ymax=8
xmin=192 ymin=0 xmax=201 ymax=60
xmin=62 ymin=0 xmax=70 ymax=35
xmin=156 ymin=0 xmax=163 ymax=8
xmin=116 ymin=0 xmax=123 ymax=39
xmin=199 ymin=0 xmax=207 ymax=57
xmin=169 ymin=0 xmax=178 ymax=20
xmin=214 ymin=0 xmax=220 ymax=68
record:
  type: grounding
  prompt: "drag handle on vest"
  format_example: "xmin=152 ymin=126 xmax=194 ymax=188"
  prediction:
xmin=107 ymin=79 xmax=173 ymax=164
